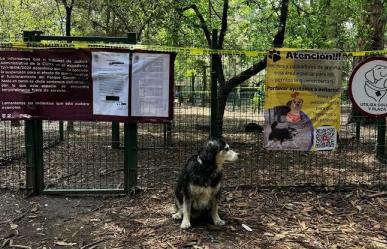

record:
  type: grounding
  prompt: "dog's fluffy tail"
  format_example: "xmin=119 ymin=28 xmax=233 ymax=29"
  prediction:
xmin=271 ymin=121 xmax=278 ymax=130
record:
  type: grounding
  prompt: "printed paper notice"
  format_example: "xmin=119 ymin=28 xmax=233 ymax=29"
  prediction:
xmin=131 ymin=53 xmax=170 ymax=117
xmin=92 ymin=52 xmax=129 ymax=116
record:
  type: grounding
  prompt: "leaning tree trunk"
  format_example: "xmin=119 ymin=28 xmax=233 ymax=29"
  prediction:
xmin=215 ymin=0 xmax=289 ymax=137
xmin=178 ymin=0 xmax=289 ymax=137
xmin=215 ymin=58 xmax=268 ymax=137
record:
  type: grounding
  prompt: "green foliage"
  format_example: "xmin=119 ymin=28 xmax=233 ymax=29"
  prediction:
xmin=0 ymin=0 xmax=62 ymax=40
xmin=0 ymin=0 xmax=384 ymax=51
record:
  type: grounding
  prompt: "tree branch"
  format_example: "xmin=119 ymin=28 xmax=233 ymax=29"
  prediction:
xmin=223 ymin=0 xmax=289 ymax=92
xmin=209 ymin=0 xmax=222 ymax=20
xmin=218 ymin=0 xmax=228 ymax=48
xmin=291 ymin=0 xmax=312 ymax=15
xmin=273 ymin=0 xmax=289 ymax=47
xmin=108 ymin=4 xmax=131 ymax=31
xmin=178 ymin=4 xmax=211 ymax=46
xmin=222 ymin=57 xmax=267 ymax=93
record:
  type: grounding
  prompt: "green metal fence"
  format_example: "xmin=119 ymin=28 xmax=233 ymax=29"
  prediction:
xmin=0 ymin=50 xmax=386 ymax=194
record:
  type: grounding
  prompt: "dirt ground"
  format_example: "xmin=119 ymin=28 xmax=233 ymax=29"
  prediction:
xmin=1 ymin=105 xmax=386 ymax=248
xmin=0 ymin=188 xmax=386 ymax=249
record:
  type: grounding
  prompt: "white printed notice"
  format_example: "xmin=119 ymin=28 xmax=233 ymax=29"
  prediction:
xmin=92 ymin=52 xmax=130 ymax=116
xmin=131 ymin=53 xmax=170 ymax=117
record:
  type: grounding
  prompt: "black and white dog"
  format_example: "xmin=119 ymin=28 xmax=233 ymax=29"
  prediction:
xmin=173 ymin=139 xmax=239 ymax=229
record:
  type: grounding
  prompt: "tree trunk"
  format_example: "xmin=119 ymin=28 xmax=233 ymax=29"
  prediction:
xmin=63 ymin=0 xmax=74 ymax=131
xmin=215 ymin=0 xmax=289 ymax=136
xmin=202 ymin=65 xmax=207 ymax=107
xmin=179 ymin=0 xmax=289 ymax=137
xmin=65 ymin=8 xmax=71 ymax=36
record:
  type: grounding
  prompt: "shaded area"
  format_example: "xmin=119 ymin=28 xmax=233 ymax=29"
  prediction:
xmin=0 ymin=188 xmax=386 ymax=248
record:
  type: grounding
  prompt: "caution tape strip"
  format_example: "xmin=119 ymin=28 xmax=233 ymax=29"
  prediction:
xmin=0 ymin=41 xmax=386 ymax=57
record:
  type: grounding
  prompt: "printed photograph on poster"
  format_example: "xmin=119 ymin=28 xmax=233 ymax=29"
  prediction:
xmin=264 ymin=92 xmax=314 ymax=151
xmin=131 ymin=53 xmax=170 ymax=118
xmin=264 ymin=49 xmax=342 ymax=151
xmin=92 ymin=52 xmax=130 ymax=116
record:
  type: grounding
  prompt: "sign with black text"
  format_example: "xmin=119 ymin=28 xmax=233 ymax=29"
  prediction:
xmin=349 ymin=57 xmax=387 ymax=117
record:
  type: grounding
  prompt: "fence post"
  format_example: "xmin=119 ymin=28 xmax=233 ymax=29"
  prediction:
xmin=210 ymin=29 xmax=218 ymax=139
xmin=112 ymin=32 xmax=137 ymax=149
xmin=124 ymin=123 xmax=137 ymax=190
xmin=23 ymin=31 xmax=44 ymax=195
xmin=376 ymin=118 xmax=386 ymax=162
xmin=25 ymin=121 xmax=34 ymax=193
xmin=24 ymin=120 xmax=44 ymax=195
xmin=111 ymin=122 xmax=120 ymax=149
xmin=123 ymin=33 xmax=138 ymax=192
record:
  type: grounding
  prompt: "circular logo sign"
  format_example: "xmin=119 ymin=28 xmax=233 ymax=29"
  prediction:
xmin=349 ymin=57 xmax=387 ymax=117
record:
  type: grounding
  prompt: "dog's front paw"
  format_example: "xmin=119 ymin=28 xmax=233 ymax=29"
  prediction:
xmin=180 ymin=220 xmax=191 ymax=229
xmin=172 ymin=212 xmax=182 ymax=220
xmin=213 ymin=218 xmax=226 ymax=226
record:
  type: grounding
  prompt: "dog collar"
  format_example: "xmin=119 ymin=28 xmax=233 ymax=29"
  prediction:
xmin=287 ymin=112 xmax=301 ymax=123
xmin=365 ymin=81 xmax=387 ymax=91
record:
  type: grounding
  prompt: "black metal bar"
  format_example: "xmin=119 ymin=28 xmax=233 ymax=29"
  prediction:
xmin=59 ymin=121 xmax=64 ymax=141
xmin=210 ymin=29 xmax=218 ymax=139
xmin=24 ymin=120 xmax=44 ymax=195
xmin=111 ymin=33 xmax=137 ymax=149
xmin=24 ymin=120 xmax=35 ymax=194
xmin=42 ymin=189 xmax=126 ymax=195
xmin=112 ymin=122 xmax=120 ymax=149
xmin=23 ymin=31 xmax=137 ymax=43
xmin=376 ymin=118 xmax=386 ymax=161
xmin=34 ymin=120 xmax=44 ymax=194
xmin=124 ymin=123 xmax=138 ymax=190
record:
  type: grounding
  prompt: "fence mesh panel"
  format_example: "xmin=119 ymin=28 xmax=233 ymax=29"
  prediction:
xmin=0 ymin=53 xmax=386 ymax=192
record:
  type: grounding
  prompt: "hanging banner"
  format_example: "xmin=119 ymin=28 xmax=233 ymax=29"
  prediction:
xmin=264 ymin=48 xmax=342 ymax=151
xmin=0 ymin=49 xmax=175 ymax=122
xmin=349 ymin=57 xmax=387 ymax=117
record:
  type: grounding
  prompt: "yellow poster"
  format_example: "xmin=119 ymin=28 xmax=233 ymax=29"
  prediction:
xmin=264 ymin=48 xmax=342 ymax=151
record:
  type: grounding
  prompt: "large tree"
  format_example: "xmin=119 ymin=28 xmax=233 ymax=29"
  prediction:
xmin=178 ymin=0 xmax=290 ymax=136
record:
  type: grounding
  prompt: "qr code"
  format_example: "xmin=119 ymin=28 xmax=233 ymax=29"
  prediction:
xmin=314 ymin=126 xmax=337 ymax=151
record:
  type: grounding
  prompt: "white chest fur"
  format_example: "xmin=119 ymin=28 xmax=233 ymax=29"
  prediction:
xmin=189 ymin=183 xmax=220 ymax=210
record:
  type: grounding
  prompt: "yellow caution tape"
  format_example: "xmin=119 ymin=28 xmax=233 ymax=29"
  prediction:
xmin=0 ymin=41 xmax=386 ymax=57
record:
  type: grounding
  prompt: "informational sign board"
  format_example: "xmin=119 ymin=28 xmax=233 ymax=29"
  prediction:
xmin=92 ymin=52 xmax=130 ymax=117
xmin=0 ymin=49 xmax=175 ymax=122
xmin=349 ymin=57 xmax=387 ymax=117
xmin=264 ymin=48 xmax=342 ymax=151
xmin=0 ymin=49 xmax=91 ymax=120
xmin=131 ymin=53 xmax=171 ymax=118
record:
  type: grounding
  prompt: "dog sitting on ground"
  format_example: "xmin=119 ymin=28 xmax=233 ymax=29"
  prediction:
xmin=173 ymin=139 xmax=239 ymax=229
xmin=267 ymin=121 xmax=298 ymax=148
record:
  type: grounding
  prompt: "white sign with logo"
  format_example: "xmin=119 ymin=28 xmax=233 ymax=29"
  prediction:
xmin=349 ymin=57 xmax=387 ymax=117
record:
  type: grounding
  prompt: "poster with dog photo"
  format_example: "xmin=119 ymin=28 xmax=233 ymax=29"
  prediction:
xmin=264 ymin=48 xmax=342 ymax=151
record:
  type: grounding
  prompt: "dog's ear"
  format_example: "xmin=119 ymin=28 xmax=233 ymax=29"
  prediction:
xmin=375 ymin=65 xmax=387 ymax=78
xmin=199 ymin=140 xmax=220 ymax=163
xmin=216 ymin=138 xmax=226 ymax=149
xmin=286 ymin=100 xmax=292 ymax=107
xmin=365 ymin=68 xmax=375 ymax=83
